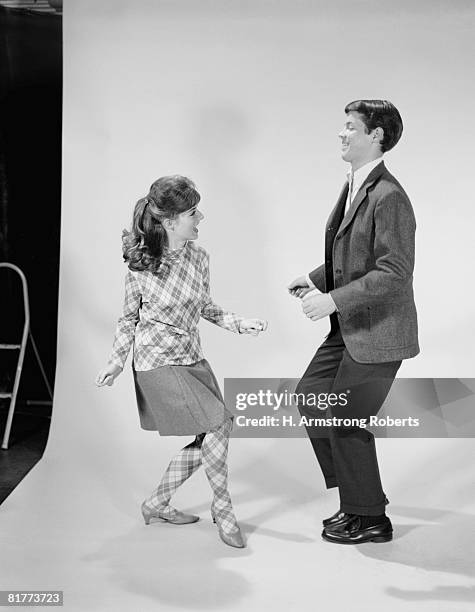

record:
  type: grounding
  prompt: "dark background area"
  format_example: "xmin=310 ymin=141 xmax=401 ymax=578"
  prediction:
xmin=0 ymin=5 xmax=61 ymax=492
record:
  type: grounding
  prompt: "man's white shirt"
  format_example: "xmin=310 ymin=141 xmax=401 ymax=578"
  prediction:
xmin=305 ymin=156 xmax=384 ymax=303
xmin=345 ymin=156 xmax=383 ymax=215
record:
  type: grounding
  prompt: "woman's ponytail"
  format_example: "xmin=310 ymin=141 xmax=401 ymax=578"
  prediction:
xmin=122 ymin=175 xmax=200 ymax=274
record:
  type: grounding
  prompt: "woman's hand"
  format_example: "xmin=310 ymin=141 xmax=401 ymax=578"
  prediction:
xmin=95 ymin=363 xmax=123 ymax=387
xmin=239 ymin=319 xmax=268 ymax=336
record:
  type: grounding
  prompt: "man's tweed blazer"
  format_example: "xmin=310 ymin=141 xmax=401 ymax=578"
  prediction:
xmin=309 ymin=161 xmax=419 ymax=364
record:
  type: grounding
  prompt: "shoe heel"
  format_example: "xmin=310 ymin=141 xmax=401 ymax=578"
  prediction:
xmin=142 ymin=506 xmax=151 ymax=525
xmin=142 ymin=504 xmax=166 ymax=525
xmin=371 ymin=534 xmax=392 ymax=543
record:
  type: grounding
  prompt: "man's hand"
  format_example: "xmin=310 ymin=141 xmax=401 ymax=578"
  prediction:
xmin=288 ymin=275 xmax=313 ymax=299
xmin=302 ymin=291 xmax=336 ymax=321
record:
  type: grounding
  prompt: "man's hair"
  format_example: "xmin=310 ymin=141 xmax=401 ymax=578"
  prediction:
xmin=344 ymin=100 xmax=403 ymax=152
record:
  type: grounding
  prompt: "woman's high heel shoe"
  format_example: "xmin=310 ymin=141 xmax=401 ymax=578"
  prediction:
xmin=211 ymin=509 xmax=246 ymax=548
xmin=141 ymin=502 xmax=199 ymax=525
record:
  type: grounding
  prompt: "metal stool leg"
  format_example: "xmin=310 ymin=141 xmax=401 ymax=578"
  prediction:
xmin=0 ymin=263 xmax=52 ymax=450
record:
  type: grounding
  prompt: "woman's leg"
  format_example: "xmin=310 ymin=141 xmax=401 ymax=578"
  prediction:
xmin=144 ymin=434 xmax=204 ymax=519
xmin=201 ymin=418 xmax=239 ymax=534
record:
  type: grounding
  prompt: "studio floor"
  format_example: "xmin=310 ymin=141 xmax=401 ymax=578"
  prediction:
xmin=0 ymin=408 xmax=50 ymax=503
xmin=0 ymin=436 xmax=474 ymax=612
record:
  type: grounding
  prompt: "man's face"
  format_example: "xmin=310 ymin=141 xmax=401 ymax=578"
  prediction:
xmin=338 ymin=112 xmax=376 ymax=167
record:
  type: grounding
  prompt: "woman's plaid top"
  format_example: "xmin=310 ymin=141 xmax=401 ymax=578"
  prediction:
xmin=108 ymin=242 xmax=243 ymax=371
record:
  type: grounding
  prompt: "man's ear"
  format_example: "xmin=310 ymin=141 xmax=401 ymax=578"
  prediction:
xmin=373 ymin=126 xmax=384 ymax=146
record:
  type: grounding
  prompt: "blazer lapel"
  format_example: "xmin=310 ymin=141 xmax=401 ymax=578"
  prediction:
xmin=326 ymin=183 xmax=349 ymax=230
xmin=337 ymin=161 xmax=386 ymax=237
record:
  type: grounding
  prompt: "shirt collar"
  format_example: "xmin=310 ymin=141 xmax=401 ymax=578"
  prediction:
xmin=161 ymin=241 xmax=189 ymax=268
xmin=347 ymin=156 xmax=384 ymax=188
xmin=163 ymin=241 xmax=188 ymax=255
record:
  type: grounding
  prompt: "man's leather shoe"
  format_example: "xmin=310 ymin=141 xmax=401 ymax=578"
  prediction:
xmin=322 ymin=515 xmax=393 ymax=545
xmin=322 ymin=510 xmax=353 ymax=528
xmin=323 ymin=497 xmax=390 ymax=528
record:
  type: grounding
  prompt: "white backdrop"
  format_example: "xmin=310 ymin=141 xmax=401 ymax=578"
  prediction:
xmin=1 ymin=1 xmax=474 ymax=610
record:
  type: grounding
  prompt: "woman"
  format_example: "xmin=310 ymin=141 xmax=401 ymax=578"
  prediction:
xmin=96 ymin=175 xmax=267 ymax=549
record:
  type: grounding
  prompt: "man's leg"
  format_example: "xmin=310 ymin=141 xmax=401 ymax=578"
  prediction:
xmin=295 ymin=330 xmax=345 ymax=488
xmin=328 ymin=350 xmax=401 ymax=517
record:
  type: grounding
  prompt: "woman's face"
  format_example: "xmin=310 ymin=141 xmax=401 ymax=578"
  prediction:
xmin=167 ymin=206 xmax=204 ymax=242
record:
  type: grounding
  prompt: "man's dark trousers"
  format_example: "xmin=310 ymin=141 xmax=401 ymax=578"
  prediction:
xmin=296 ymin=326 xmax=401 ymax=516
xmin=298 ymin=161 xmax=418 ymax=516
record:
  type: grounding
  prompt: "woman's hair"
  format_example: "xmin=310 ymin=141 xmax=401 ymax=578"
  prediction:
xmin=122 ymin=175 xmax=200 ymax=273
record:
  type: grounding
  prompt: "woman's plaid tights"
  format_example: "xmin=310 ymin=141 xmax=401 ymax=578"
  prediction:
xmin=143 ymin=418 xmax=238 ymax=534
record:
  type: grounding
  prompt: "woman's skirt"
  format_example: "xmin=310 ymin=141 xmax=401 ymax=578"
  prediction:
xmin=133 ymin=359 xmax=233 ymax=436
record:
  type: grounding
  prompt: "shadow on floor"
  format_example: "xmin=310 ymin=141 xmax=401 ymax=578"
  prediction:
xmin=359 ymin=505 xmax=475 ymax=605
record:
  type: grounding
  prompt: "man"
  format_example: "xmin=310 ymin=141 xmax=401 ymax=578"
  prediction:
xmin=289 ymin=100 xmax=419 ymax=544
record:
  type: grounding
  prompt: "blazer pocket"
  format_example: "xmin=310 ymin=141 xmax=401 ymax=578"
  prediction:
xmin=368 ymin=302 xmax=416 ymax=348
xmin=345 ymin=307 xmax=371 ymax=332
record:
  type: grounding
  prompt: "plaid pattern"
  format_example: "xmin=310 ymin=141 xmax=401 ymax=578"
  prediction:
xmin=144 ymin=419 xmax=239 ymax=534
xmin=202 ymin=418 xmax=239 ymax=534
xmin=108 ymin=242 xmax=243 ymax=371
xmin=143 ymin=435 xmax=204 ymax=520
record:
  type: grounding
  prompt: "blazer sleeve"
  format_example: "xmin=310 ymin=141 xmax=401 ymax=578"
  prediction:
xmin=108 ymin=271 xmax=142 ymax=368
xmin=329 ymin=190 xmax=416 ymax=315
xmin=200 ymin=251 xmax=243 ymax=333
xmin=308 ymin=264 xmax=326 ymax=292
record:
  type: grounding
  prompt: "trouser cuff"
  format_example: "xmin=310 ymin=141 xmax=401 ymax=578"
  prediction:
xmin=340 ymin=499 xmax=387 ymax=516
